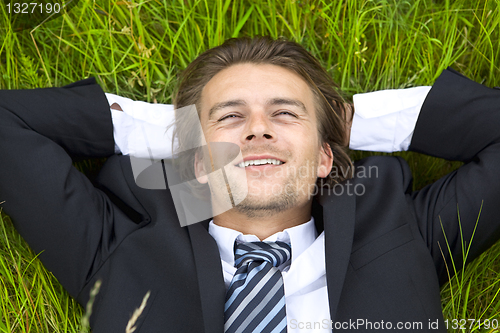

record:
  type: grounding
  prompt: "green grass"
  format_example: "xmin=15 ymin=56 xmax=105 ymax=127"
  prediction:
xmin=0 ymin=0 xmax=499 ymax=331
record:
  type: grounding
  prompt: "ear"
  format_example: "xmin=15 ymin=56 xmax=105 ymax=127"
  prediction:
xmin=317 ymin=142 xmax=334 ymax=178
xmin=194 ymin=150 xmax=208 ymax=184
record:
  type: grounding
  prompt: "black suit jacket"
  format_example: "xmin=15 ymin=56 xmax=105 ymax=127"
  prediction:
xmin=1 ymin=69 xmax=499 ymax=332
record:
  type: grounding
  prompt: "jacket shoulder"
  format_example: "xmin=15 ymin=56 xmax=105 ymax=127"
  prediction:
xmin=353 ymin=155 xmax=412 ymax=194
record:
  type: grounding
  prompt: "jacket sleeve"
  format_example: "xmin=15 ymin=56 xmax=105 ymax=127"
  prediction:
xmin=0 ymin=78 xmax=141 ymax=297
xmin=408 ymin=68 xmax=500 ymax=284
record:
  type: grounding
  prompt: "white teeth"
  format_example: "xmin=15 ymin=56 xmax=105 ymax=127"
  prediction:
xmin=237 ymin=159 xmax=284 ymax=168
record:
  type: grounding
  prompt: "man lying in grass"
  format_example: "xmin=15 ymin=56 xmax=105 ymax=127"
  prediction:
xmin=0 ymin=36 xmax=499 ymax=332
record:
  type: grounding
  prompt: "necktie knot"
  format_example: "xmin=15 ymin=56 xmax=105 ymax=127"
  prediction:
xmin=234 ymin=241 xmax=291 ymax=269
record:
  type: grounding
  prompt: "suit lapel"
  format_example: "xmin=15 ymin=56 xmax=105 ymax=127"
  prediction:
xmin=187 ymin=221 xmax=225 ymax=333
xmin=317 ymin=182 xmax=356 ymax=325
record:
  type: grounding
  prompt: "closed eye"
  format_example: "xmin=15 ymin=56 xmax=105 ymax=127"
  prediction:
xmin=218 ymin=114 xmax=241 ymax=121
xmin=276 ymin=111 xmax=297 ymax=117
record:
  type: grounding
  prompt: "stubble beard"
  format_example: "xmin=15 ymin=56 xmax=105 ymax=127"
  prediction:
xmin=232 ymin=175 xmax=299 ymax=219
xmin=221 ymin=163 xmax=317 ymax=219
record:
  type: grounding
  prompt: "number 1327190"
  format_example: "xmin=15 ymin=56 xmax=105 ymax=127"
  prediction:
xmin=6 ymin=2 xmax=61 ymax=14
xmin=445 ymin=319 xmax=499 ymax=330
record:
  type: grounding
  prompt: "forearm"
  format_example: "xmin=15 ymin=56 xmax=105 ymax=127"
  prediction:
xmin=410 ymin=68 xmax=500 ymax=161
xmin=0 ymin=78 xmax=114 ymax=158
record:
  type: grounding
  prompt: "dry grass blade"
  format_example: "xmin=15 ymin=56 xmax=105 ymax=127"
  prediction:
xmin=125 ymin=291 xmax=151 ymax=333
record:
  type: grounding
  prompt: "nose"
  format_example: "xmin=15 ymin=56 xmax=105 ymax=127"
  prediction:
xmin=242 ymin=111 xmax=276 ymax=143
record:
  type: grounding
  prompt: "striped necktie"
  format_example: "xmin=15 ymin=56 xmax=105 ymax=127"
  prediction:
xmin=224 ymin=241 xmax=292 ymax=333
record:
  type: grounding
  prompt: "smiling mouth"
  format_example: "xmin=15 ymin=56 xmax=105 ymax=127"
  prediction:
xmin=236 ymin=159 xmax=285 ymax=168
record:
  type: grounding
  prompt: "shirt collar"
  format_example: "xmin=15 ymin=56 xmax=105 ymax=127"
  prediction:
xmin=208 ymin=217 xmax=318 ymax=267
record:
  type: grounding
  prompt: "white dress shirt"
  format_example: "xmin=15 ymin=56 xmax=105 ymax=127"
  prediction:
xmin=105 ymin=86 xmax=432 ymax=332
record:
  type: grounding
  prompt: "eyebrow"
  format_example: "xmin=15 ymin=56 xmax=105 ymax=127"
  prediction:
xmin=208 ymin=99 xmax=247 ymax=119
xmin=266 ymin=98 xmax=308 ymax=114
xmin=207 ymin=97 xmax=308 ymax=119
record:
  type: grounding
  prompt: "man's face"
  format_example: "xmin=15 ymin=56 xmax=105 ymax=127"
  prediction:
xmin=194 ymin=63 xmax=333 ymax=218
